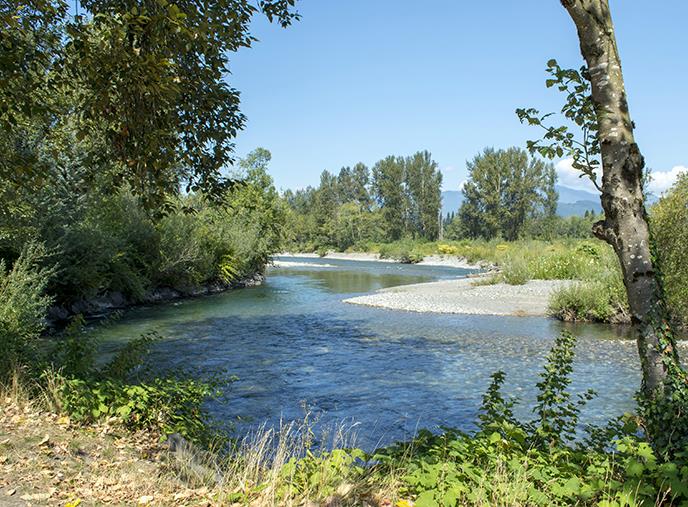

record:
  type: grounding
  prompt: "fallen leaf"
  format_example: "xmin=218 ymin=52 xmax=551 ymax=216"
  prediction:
xmin=138 ymin=495 xmax=154 ymax=504
xmin=38 ymin=434 xmax=50 ymax=446
xmin=6 ymin=489 xmax=15 ymax=496
xmin=21 ymin=489 xmax=54 ymax=501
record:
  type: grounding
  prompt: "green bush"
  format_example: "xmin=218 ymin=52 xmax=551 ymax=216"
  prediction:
xmin=50 ymin=191 xmax=158 ymax=302
xmin=58 ymin=374 xmax=222 ymax=444
xmin=651 ymin=173 xmax=688 ymax=328
xmin=50 ymin=324 xmax=229 ymax=445
xmin=548 ymin=270 xmax=629 ymax=323
xmin=0 ymin=243 xmax=53 ymax=379
xmin=500 ymin=256 xmax=529 ymax=285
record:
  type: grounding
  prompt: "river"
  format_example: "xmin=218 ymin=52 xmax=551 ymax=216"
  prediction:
xmin=97 ymin=256 xmax=643 ymax=449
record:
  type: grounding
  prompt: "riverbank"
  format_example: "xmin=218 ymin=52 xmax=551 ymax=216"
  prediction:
xmin=344 ymin=277 xmax=574 ymax=316
xmin=47 ymin=273 xmax=265 ymax=326
xmin=275 ymin=251 xmax=483 ymax=269
xmin=280 ymin=240 xmax=640 ymax=325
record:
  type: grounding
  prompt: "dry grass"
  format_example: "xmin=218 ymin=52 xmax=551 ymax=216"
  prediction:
xmin=0 ymin=376 xmax=215 ymax=506
xmin=0 ymin=375 xmax=405 ymax=506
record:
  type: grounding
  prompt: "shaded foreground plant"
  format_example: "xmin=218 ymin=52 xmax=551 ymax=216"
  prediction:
xmin=373 ymin=332 xmax=688 ymax=506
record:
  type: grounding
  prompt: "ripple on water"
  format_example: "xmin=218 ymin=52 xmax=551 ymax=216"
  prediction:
xmin=96 ymin=256 xmax=667 ymax=450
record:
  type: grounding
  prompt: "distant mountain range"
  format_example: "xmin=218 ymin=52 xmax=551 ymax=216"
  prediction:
xmin=441 ymin=185 xmax=603 ymax=218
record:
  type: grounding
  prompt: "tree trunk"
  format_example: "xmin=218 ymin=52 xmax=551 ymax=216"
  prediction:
xmin=560 ymin=0 xmax=682 ymax=398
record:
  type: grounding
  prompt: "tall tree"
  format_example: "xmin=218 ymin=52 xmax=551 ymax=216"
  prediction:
xmin=560 ymin=0 xmax=686 ymax=456
xmin=519 ymin=1 xmax=687 ymax=457
xmin=372 ymin=156 xmax=406 ymax=241
xmin=1 ymin=0 xmax=299 ymax=210
xmin=458 ymin=147 xmax=557 ymax=240
xmin=336 ymin=163 xmax=371 ymax=207
xmin=404 ymin=151 xmax=443 ymax=240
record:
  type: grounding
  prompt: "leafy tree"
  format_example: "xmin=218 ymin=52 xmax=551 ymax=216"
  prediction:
xmin=336 ymin=163 xmax=371 ymax=208
xmin=458 ymin=147 xmax=557 ymax=240
xmin=651 ymin=174 xmax=688 ymax=328
xmin=1 ymin=0 xmax=299 ymax=209
xmin=372 ymin=156 xmax=407 ymax=241
xmin=404 ymin=151 xmax=443 ymax=240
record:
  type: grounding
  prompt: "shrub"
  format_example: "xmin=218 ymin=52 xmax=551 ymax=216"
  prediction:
xmin=0 ymin=243 xmax=53 ymax=379
xmin=48 ymin=324 xmax=229 ymax=445
xmin=58 ymin=374 xmax=222 ymax=444
xmin=50 ymin=191 xmax=158 ymax=302
xmin=548 ymin=272 xmax=629 ymax=323
xmin=651 ymin=173 xmax=688 ymax=328
xmin=437 ymin=244 xmax=459 ymax=255
xmin=500 ymin=256 xmax=529 ymax=285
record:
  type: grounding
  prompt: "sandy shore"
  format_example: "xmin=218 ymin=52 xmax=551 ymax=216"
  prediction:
xmin=344 ymin=278 xmax=574 ymax=317
xmin=275 ymin=252 xmax=480 ymax=269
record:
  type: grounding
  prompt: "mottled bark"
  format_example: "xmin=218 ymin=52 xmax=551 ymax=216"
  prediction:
xmin=560 ymin=0 xmax=681 ymax=397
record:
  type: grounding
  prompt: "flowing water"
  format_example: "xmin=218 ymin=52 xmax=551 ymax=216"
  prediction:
xmin=97 ymin=256 xmax=646 ymax=449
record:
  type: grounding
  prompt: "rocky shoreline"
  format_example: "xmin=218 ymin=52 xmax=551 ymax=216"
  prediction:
xmin=47 ymin=273 xmax=265 ymax=326
xmin=276 ymin=251 xmax=485 ymax=270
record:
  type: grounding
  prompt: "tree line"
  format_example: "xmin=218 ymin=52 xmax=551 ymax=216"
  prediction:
xmin=283 ymin=146 xmax=603 ymax=251
xmin=283 ymin=150 xmax=442 ymax=251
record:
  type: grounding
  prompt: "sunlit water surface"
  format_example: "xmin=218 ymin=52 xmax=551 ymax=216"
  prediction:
xmin=96 ymin=256 xmax=654 ymax=449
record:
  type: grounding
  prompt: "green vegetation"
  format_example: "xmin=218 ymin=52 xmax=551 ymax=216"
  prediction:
xmin=0 ymin=244 xmax=227 ymax=446
xmin=320 ymin=230 xmax=688 ymax=326
xmin=651 ymin=173 xmax=688 ymax=328
xmin=283 ymin=144 xmax=605 ymax=257
xmin=1 ymin=149 xmax=285 ymax=310
xmin=456 ymin=147 xmax=557 ymax=241
xmin=283 ymin=150 xmax=443 ymax=252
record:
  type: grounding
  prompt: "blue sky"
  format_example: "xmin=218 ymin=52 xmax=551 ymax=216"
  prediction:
xmin=229 ymin=1 xmax=688 ymax=194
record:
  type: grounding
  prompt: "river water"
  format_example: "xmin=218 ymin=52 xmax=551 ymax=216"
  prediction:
xmin=97 ymin=256 xmax=645 ymax=449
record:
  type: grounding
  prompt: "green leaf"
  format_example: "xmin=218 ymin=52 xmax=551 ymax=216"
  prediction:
xmin=415 ymin=490 xmax=440 ymax=507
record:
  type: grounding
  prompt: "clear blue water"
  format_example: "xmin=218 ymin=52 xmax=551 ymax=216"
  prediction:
xmin=96 ymin=256 xmax=647 ymax=449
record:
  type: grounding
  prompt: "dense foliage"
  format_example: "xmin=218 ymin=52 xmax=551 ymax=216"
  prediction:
xmin=1 ymin=0 xmax=298 ymax=206
xmin=283 ymin=145 xmax=598 ymax=254
xmin=0 ymin=244 xmax=227 ymax=444
xmin=651 ymin=173 xmax=688 ymax=328
xmin=283 ymin=151 xmax=443 ymax=252
xmin=1 ymin=148 xmax=285 ymax=309
xmin=456 ymin=147 xmax=558 ymax=240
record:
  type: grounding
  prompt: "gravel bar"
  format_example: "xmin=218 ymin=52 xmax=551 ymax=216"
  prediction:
xmin=343 ymin=277 xmax=575 ymax=316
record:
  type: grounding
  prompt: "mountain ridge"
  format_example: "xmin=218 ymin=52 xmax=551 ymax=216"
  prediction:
xmin=441 ymin=185 xmax=603 ymax=217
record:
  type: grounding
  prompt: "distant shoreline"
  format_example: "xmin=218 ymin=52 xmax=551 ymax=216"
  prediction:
xmin=274 ymin=251 xmax=483 ymax=270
